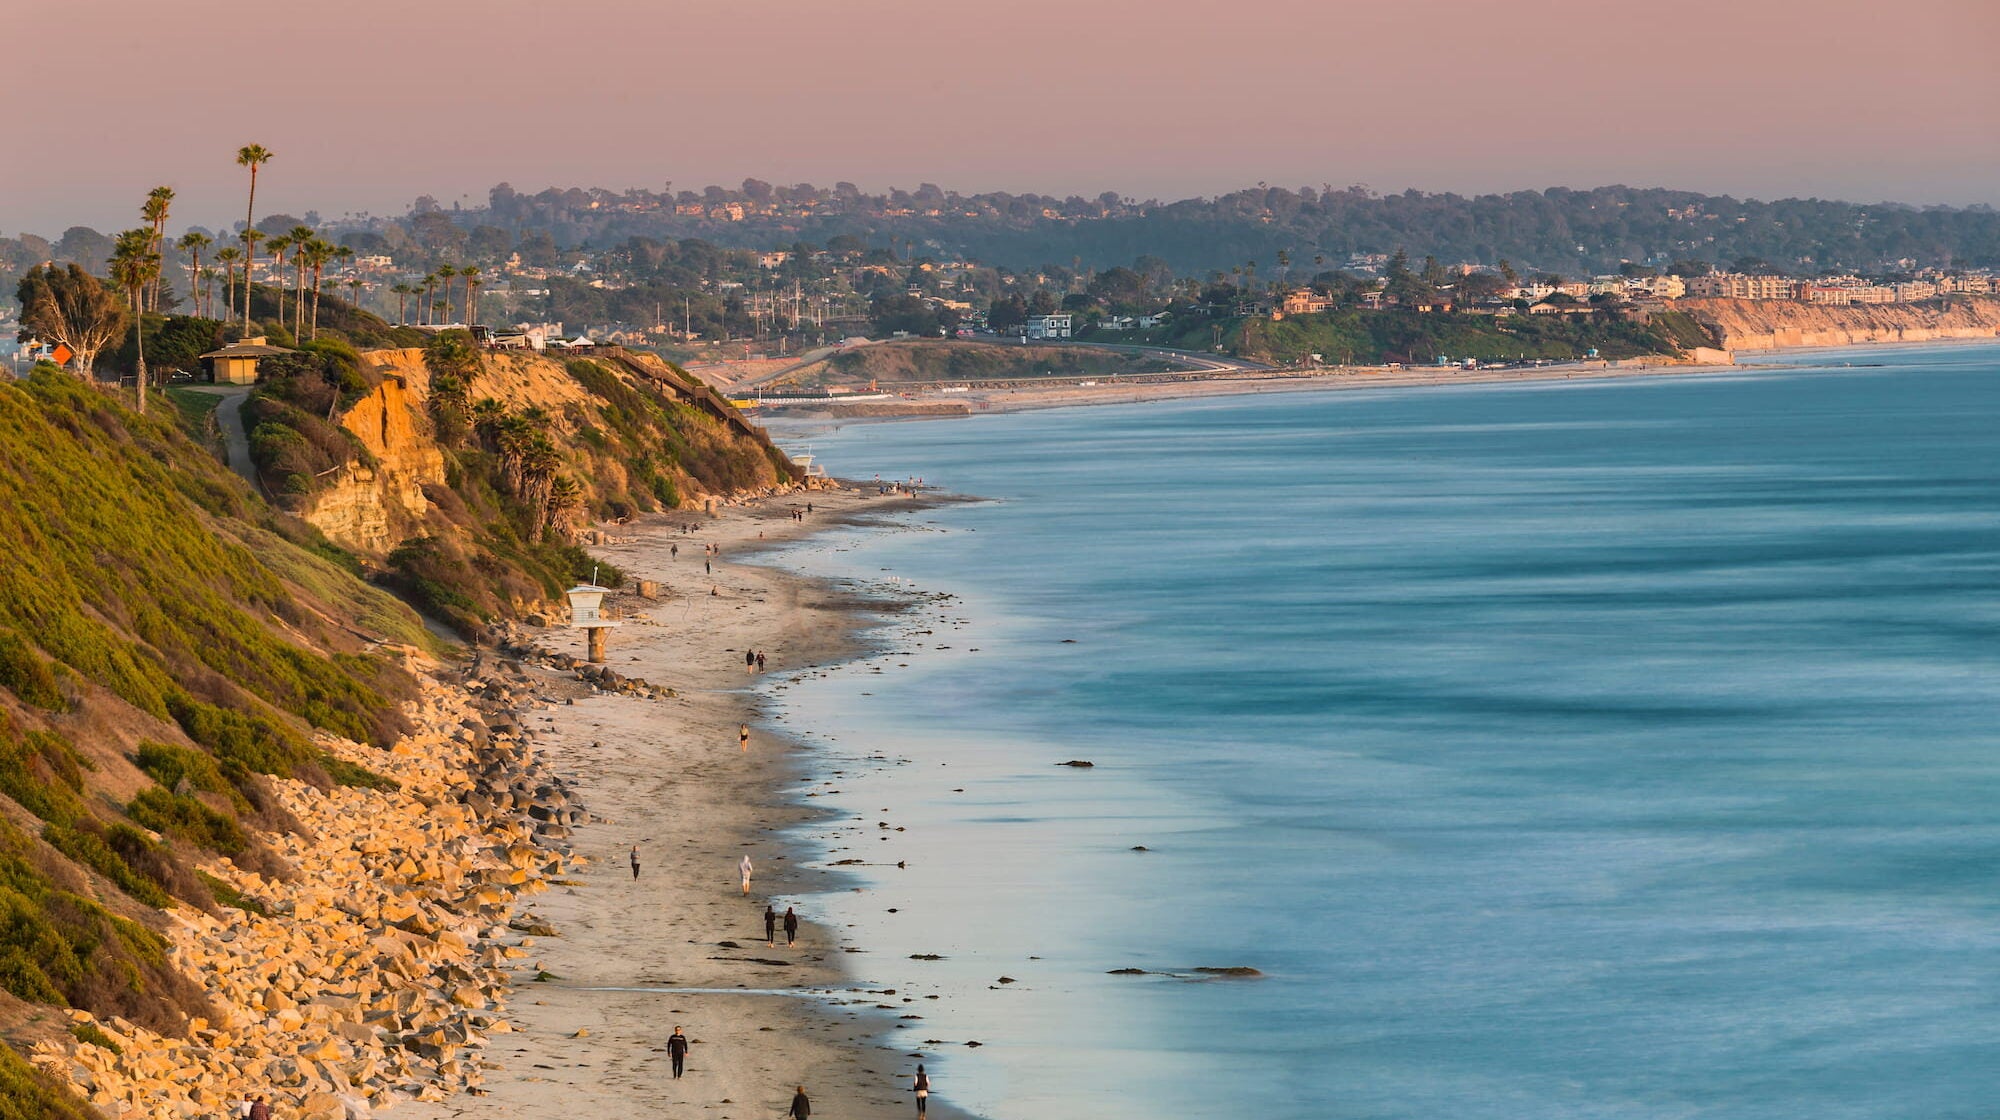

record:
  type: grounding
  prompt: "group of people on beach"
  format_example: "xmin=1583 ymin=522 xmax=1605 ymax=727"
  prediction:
xmin=744 ymin=648 xmax=768 ymax=673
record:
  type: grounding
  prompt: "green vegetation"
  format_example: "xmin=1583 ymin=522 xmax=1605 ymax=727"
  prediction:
xmin=67 ymin=1023 xmax=120 ymax=1055
xmin=1147 ymin=308 xmax=1698 ymax=365
xmin=194 ymin=871 xmax=266 ymax=916
xmin=0 ymin=1042 xmax=99 ymax=1120
xmin=815 ymin=340 xmax=1169 ymax=386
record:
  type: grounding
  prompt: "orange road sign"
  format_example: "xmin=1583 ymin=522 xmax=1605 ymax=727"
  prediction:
xmin=49 ymin=343 xmax=74 ymax=366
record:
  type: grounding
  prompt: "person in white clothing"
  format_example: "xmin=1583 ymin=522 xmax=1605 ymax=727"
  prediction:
xmin=739 ymin=854 xmax=753 ymax=894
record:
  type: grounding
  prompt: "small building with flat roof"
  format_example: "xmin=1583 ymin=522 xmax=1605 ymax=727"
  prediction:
xmin=198 ymin=336 xmax=293 ymax=385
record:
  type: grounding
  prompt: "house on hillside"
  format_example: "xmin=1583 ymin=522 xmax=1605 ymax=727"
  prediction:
xmin=1024 ymin=314 xmax=1072 ymax=340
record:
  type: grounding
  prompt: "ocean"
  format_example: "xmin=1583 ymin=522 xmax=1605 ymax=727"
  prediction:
xmin=763 ymin=345 xmax=2000 ymax=1120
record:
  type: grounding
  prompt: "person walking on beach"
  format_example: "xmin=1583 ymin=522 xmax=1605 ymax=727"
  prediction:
xmin=783 ymin=905 xmax=799 ymax=948
xmin=705 ymin=557 xmax=712 ymax=574
xmin=764 ymin=904 xmax=778 ymax=947
xmin=671 ymin=543 xmax=679 ymax=561
xmin=630 ymin=845 xmax=641 ymax=880
xmin=756 ymin=650 xmax=767 ymax=672
xmin=746 ymin=649 xmax=756 ymax=672
xmin=667 ymin=1026 xmax=689 ymax=1078
xmin=740 ymin=854 xmax=754 ymax=894
xmin=787 ymin=1085 xmax=812 ymax=1120
xmin=912 ymin=1063 xmax=931 ymax=1118
xmin=740 ymin=723 xmax=751 ymax=752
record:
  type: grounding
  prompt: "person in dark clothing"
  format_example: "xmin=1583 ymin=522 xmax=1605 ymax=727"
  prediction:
xmin=783 ymin=906 xmax=799 ymax=948
xmin=913 ymin=1063 xmax=931 ymax=1118
xmin=630 ymin=845 xmax=640 ymax=879
xmin=745 ymin=649 xmax=756 ymax=668
xmin=667 ymin=1026 xmax=689 ymax=1078
xmin=764 ymin=905 xmax=778 ymax=947
xmin=248 ymin=1098 xmax=270 ymax=1120
xmin=756 ymin=650 xmax=767 ymax=672
xmin=788 ymin=1086 xmax=811 ymax=1119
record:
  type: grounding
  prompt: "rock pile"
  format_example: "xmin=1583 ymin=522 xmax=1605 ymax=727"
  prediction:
xmin=481 ymin=620 xmax=676 ymax=699
xmin=29 ymin=678 xmax=581 ymax=1120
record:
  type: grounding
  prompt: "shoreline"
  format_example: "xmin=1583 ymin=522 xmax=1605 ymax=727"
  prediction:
xmin=399 ymin=487 xmax=979 ymax=1120
xmin=751 ymin=334 xmax=1998 ymax=426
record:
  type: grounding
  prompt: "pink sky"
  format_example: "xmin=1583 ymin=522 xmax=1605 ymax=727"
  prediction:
xmin=9 ymin=0 xmax=1998 ymax=234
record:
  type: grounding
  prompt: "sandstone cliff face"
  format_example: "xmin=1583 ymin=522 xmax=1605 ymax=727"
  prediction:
xmin=303 ymin=377 xmax=446 ymax=554
xmin=1682 ymin=297 xmax=2000 ymax=351
xmin=300 ymin=347 xmax=790 ymax=558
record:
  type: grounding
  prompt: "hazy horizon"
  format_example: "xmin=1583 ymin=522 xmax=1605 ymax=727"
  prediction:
xmin=7 ymin=0 xmax=1997 ymax=235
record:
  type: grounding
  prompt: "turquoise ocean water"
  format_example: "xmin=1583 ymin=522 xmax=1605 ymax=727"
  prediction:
xmin=764 ymin=345 xmax=2000 ymax=1120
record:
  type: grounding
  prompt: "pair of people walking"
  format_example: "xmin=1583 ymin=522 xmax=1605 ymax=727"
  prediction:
xmin=763 ymin=904 xmax=799 ymax=947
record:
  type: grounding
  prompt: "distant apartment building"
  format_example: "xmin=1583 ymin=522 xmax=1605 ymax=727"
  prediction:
xmin=1684 ymin=273 xmax=1791 ymax=300
xmin=1892 ymin=281 xmax=1937 ymax=302
xmin=1023 ymin=313 xmax=1072 ymax=340
xmin=1800 ymin=284 xmax=1854 ymax=305
xmin=1848 ymin=285 xmax=1896 ymax=304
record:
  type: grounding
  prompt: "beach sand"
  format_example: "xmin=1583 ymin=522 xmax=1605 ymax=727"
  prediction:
xmin=399 ymin=488 xmax=971 ymax=1120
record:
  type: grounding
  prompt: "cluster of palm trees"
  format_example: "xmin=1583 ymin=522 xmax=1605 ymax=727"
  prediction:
xmin=264 ymin=226 xmax=355 ymax=341
xmin=389 ymin=264 xmax=483 ymax=329
xmin=471 ymin=401 xmax=582 ymax=541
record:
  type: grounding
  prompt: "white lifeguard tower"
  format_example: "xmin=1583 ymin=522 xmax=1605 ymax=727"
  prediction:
xmin=565 ymin=582 xmax=621 ymax=663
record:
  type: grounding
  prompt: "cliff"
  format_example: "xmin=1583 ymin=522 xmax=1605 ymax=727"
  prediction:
xmin=265 ymin=338 xmax=797 ymax=633
xmin=1680 ymin=296 xmax=2000 ymax=351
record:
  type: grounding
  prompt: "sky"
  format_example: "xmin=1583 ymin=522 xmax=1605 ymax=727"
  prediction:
xmin=8 ymin=0 xmax=1998 ymax=236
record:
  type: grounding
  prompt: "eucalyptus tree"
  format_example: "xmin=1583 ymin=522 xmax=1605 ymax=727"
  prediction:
xmin=235 ymin=144 xmax=273 ymax=324
xmin=16 ymin=263 xmax=128 ymax=378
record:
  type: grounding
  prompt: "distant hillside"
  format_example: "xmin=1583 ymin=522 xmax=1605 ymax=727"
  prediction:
xmin=413 ymin=182 xmax=2000 ymax=276
xmin=803 ymin=340 xmax=1173 ymax=387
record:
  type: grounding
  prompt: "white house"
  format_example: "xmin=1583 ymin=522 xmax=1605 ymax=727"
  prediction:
xmin=1024 ymin=313 xmax=1072 ymax=340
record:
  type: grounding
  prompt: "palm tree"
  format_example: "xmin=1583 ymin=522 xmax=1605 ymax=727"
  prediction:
xmin=436 ymin=265 xmax=458 ymax=325
xmin=199 ymin=268 xmax=220 ymax=316
xmin=288 ymin=225 xmax=315 ymax=334
xmin=391 ymin=282 xmax=413 ymax=324
xmin=420 ymin=272 xmax=439 ymax=325
xmin=235 ymin=144 xmax=273 ymax=327
xmin=347 ymin=277 xmax=364 ymax=315
xmin=216 ymin=246 xmax=242 ymax=319
xmin=239 ymin=228 xmax=265 ymax=326
xmin=265 ymin=233 xmax=294 ymax=329
xmin=462 ymin=265 xmax=482 ymax=330
xmin=177 ymin=232 xmax=212 ymax=318
xmin=141 ymin=187 xmax=174 ymax=311
xmin=306 ymin=238 xmax=337 ymax=339
xmin=109 ymin=229 xmax=161 ymax=413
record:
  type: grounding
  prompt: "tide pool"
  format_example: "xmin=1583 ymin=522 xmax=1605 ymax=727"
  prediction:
xmin=765 ymin=346 xmax=2000 ymax=1120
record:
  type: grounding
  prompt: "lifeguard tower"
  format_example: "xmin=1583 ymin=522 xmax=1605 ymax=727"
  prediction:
xmin=565 ymin=582 xmax=621 ymax=663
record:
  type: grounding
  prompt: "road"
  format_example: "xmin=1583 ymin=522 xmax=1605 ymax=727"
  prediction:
xmin=1057 ymin=338 xmax=1275 ymax=373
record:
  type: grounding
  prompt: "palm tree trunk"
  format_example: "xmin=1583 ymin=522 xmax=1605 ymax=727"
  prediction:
xmin=243 ymin=169 xmax=257 ymax=327
xmin=134 ymin=290 xmax=148 ymax=414
xmin=311 ymin=264 xmax=324 ymax=339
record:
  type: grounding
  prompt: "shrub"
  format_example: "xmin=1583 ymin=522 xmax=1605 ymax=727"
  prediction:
xmin=0 ymin=630 xmax=64 ymax=711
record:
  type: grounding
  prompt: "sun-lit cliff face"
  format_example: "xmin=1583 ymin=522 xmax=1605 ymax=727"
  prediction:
xmin=286 ymin=342 xmax=797 ymax=632
xmin=1681 ymin=296 xmax=2000 ymax=351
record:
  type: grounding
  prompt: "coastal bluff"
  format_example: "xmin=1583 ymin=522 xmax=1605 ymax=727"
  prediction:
xmin=300 ymin=346 xmax=793 ymax=560
xmin=1682 ymin=296 xmax=2000 ymax=351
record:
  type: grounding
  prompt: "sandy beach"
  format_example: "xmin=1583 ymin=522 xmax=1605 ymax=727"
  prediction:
xmin=399 ymin=487 xmax=971 ymax=1120
xmin=753 ymin=357 xmax=1754 ymax=422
